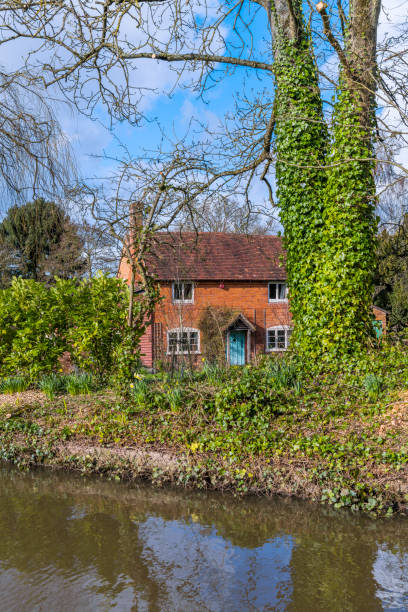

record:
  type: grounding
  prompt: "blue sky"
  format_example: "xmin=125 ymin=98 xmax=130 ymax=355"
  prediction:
xmin=2 ymin=0 xmax=407 ymax=212
xmin=53 ymin=2 xmax=273 ymax=186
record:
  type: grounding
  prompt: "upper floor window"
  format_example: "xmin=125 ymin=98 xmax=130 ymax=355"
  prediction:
xmin=172 ymin=281 xmax=194 ymax=304
xmin=266 ymin=326 xmax=292 ymax=351
xmin=268 ymin=282 xmax=287 ymax=302
xmin=167 ymin=328 xmax=200 ymax=354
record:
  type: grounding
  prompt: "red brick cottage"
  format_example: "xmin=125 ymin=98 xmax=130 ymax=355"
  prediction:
xmin=118 ymin=232 xmax=387 ymax=368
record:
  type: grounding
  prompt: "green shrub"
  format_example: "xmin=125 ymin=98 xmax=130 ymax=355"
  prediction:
xmin=168 ymin=386 xmax=184 ymax=411
xmin=39 ymin=374 xmax=67 ymax=399
xmin=66 ymin=373 xmax=94 ymax=396
xmin=130 ymin=379 xmax=151 ymax=406
xmin=268 ymin=360 xmax=300 ymax=391
xmin=213 ymin=367 xmax=278 ymax=424
xmin=363 ymin=374 xmax=383 ymax=400
xmin=0 ymin=278 xmax=67 ymax=379
xmin=0 ymin=274 xmax=147 ymax=383
xmin=0 ymin=376 xmax=29 ymax=394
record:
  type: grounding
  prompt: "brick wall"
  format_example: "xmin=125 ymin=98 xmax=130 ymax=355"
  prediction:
xmin=139 ymin=318 xmax=153 ymax=368
xmin=145 ymin=280 xmax=292 ymax=365
xmin=119 ymin=259 xmax=387 ymax=367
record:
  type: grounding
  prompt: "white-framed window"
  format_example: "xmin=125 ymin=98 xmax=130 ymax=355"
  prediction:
xmin=167 ymin=328 xmax=200 ymax=354
xmin=268 ymin=282 xmax=288 ymax=302
xmin=172 ymin=281 xmax=194 ymax=304
xmin=266 ymin=326 xmax=292 ymax=351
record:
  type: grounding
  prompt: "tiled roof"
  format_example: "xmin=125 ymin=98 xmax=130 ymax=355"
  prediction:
xmin=145 ymin=232 xmax=286 ymax=281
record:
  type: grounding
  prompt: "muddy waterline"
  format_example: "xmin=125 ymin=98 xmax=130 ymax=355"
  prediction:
xmin=0 ymin=465 xmax=407 ymax=611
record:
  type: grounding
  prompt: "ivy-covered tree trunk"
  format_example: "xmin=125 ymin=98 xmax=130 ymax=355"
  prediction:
xmin=316 ymin=85 xmax=377 ymax=358
xmin=315 ymin=0 xmax=381 ymax=359
xmin=266 ymin=0 xmax=381 ymax=361
xmin=266 ymin=0 xmax=328 ymax=348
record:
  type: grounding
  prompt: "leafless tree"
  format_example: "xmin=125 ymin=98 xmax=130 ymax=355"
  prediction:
xmin=73 ymin=151 xmax=213 ymax=326
xmin=0 ymin=70 xmax=74 ymax=205
xmin=1 ymin=1 xmax=405 ymax=194
xmin=177 ymin=193 xmax=278 ymax=234
xmin=77 ymin=220 xmax=120 ymax=277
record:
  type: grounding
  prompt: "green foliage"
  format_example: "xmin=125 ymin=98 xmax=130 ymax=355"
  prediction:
xmin=66 ymin=373 xmax=94 ymax=396
xmin=0 ymin=274 xmax=143 ymax=382
xmin=265 ymin=358 xmax=301 ymax=392
xmin=273 ymin=33 xmax=328 ymax=353
xmin=273 ymin=11 xmax=377 ymax=361
xmin=167 ymin=386 xmax=185 ymax=412
xmin=363 ymin=373 xmax=383 ymax=400
xmin=315 ymin=83 xmax=377 ymax=359
xmin=39 ymin=373 xmax=66 ymax=399
xmin=130 ymin=379 xmax=151 ymax=406
xmin=375 ymin=215 xmax=408 ymax=331
xmin=0 ymin=376 xmax=29 ymax=394
xmin=201 ymin=361 xmax=228 ymax=385
xmin=211 ymin=359 xmax=301 ymax=432
xmin=0 ymin=198 xmax=85 ymax=285
xmin=3 ymin=344 xmax=408 ymax=514
xmin=39 ymin=372 xmax=99 ymax=397
xmin=63 ymin=274 xmax=131 ymax=381
xmin=112 ymin=326 xmax=145 ymax=392
xmin=0 ymin=277 xmax=67 ymax=379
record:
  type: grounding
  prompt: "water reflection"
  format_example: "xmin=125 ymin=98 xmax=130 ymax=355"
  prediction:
xmin=0 ymin=465 xmax=407 ymax=611
xmin=374 ymin=546 xmax=408 ymax=609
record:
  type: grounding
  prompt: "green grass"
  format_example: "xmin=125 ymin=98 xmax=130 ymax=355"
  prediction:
xmin=66 ymin=373 xmax=94 ymax=395
xmin=363 ymin=373 xmax=383 ymax=400
xmin=0 ymin=376 xmax=29 ymax=394
xmin=39 ymin=374 xmax=67 ymax=399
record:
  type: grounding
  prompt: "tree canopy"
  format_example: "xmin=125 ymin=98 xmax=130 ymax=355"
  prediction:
xmin=0 ymin=198 xmax=85 ymax=285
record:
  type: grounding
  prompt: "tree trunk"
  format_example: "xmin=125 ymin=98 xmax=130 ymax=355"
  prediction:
xmin=127 ymin=264 xmax=135 ymax=328
xmin=261 ymin=0 xmax=328 ymax=349
xmin=314 ymin=0 xmax=381 ymax=359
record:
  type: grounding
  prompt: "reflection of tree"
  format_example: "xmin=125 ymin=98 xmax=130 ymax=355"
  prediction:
xmin=0 ymin=469 xmax=161 ymax=608
xmin=0 ymin=467 xmax=407 ymax=610
xmin=287 ymin=511 xmax=382 ymax=611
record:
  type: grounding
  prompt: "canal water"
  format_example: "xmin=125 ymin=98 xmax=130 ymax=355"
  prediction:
xmin=0 ymin=465 xmax=407 ymax=611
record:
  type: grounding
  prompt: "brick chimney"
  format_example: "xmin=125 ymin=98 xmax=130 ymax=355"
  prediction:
xmin=130 ymin=201 xmax=143 ymax=236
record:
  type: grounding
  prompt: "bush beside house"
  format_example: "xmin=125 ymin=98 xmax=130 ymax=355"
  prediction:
xmin=0 ymin=274 xmax=141 ymax=382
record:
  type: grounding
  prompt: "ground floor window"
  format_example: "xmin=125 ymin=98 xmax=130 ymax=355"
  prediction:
xmin=266 ymin=326 xmax=292 ymax=351
xmin=167 ymin=328 xmax=200 ymax=354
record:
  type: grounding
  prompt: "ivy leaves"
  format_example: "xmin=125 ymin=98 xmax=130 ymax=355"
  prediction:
xmin=273 ymin=20 xmax=377 ymax=362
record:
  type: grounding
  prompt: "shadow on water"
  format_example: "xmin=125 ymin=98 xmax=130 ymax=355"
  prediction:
xmin=0 ymin=464 xmax=407 ymax=611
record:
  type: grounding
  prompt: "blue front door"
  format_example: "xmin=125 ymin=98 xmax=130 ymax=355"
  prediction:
xmin=229 ymin=331 xmax=245 ymax=365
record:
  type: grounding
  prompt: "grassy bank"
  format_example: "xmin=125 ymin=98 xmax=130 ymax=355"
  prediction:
xmin=0 ymin=350 xmax=408 ymax=516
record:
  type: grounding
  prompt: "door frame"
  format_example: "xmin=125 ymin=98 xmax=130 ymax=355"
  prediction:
xmin=224 ymin=313 xmax=255 ymax=365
